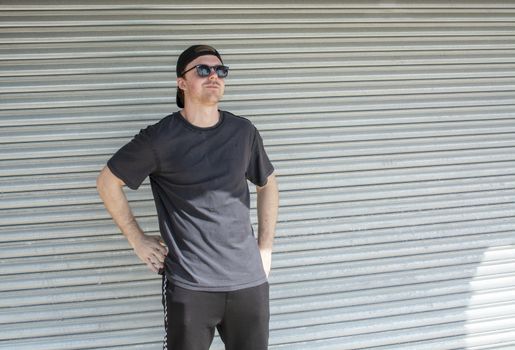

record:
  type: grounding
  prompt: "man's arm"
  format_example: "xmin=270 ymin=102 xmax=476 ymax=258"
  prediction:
xmin=96 ymin=166 xmax=168 ymax=273
xmin=256 ymin=173 xmax=279 ymax=278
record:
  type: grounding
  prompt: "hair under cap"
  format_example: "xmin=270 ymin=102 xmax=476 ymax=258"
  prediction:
xmin=176 ymin=45 xmax=223 ymax=108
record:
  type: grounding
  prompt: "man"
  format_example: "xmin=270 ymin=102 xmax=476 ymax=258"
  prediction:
xmin=96 ymin=44 xmax=279 ymax=350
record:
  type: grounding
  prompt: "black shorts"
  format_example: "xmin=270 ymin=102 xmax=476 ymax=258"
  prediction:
xmin=162 ymin=275 xmax=270 ymax=350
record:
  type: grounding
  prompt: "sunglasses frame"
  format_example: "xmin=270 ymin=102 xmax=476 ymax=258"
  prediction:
xmin=181 ymin=64 xmax=229 ymax=78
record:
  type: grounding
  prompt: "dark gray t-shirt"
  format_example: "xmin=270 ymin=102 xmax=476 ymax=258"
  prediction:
xmin=107 ymin=110 xmax=274 ymax=291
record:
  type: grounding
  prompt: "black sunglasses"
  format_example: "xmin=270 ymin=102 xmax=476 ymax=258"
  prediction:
xmin=181 ymin=64 xmax=229 ymax=78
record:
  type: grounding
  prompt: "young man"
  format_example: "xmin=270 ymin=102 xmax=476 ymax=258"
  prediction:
xmin=96 ymin=45 xmax=279 ymax=350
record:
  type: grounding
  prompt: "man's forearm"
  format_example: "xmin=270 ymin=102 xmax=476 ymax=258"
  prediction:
xmin=256 ymin=173 xmax=279 ymax=251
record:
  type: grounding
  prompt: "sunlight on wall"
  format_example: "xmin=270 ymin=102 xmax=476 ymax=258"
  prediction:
xmin=465 ymin=245 xmax=515 ymax=348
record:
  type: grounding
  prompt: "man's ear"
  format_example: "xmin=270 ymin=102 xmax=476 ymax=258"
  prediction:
xmin=177 ymin=77 xmax=187 ymax=91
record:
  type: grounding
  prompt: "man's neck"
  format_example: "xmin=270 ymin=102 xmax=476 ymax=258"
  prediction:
xmin=180 ymin=105 xmax=220 ymax=128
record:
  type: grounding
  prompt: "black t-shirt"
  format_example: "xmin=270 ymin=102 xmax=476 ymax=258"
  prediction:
xmin=107 ymin=110 xmax=274 ymax=291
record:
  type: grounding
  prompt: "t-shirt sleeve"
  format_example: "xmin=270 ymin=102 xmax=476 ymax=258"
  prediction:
xmin=107 ymin=125 xmax=159 ymax=190
xmin=246 ymin=126 xmax=274 ymax=187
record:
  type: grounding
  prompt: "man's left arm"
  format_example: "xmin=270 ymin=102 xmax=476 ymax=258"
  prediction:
xmin=256 ymin=173 xmax=279 ymax=278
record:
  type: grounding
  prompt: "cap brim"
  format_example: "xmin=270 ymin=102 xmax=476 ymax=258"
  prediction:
xmin=176 ymin=89 xmax=184 ymax=108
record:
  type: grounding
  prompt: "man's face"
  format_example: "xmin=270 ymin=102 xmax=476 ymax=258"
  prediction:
xmin=177 ymin=55 xmax=225 ymax=108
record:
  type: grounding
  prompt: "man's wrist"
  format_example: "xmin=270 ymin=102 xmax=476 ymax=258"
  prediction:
xmin=259 ymin=246 xmax=272 ymax=254
xmin=258 ymin=232 xmax=274 ymax=251
xmin=126 ymin=229 xmax=146 ymax=249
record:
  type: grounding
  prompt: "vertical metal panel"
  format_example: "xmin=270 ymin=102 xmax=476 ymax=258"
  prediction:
xmin=1 ymin=1 xmax=515 ymax=349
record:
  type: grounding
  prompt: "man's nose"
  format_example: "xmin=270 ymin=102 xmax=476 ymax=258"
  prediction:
xmin=208 ymin=68 xmax=218 ymax=79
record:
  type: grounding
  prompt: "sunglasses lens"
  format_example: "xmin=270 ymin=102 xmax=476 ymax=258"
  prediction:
xmin=196 ymin=65 xmax=212 ymax=77
xmin=215 ymin=66 xmax=229 ymax=78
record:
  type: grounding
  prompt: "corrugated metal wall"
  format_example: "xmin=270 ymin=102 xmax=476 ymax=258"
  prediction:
xmin=1 ymin=1 xmax=515 ymax=349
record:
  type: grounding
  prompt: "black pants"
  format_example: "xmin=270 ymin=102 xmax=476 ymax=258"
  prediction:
xmin=162 ymin=275 xmax=270 ymax=350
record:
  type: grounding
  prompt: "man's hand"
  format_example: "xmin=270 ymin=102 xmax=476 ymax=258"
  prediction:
xmin=260 ymin=248 xmax=272 ymax=278
xmin=131 ymin=234 xmax=169 ymax=273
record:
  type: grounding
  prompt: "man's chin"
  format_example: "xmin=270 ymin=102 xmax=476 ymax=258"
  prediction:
xmin=202 ymin=94 xmax=223 ymax=105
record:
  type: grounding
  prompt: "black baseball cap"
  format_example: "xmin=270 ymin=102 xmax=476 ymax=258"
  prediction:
xmin=175 ymin=45 xmax=223 ymax=108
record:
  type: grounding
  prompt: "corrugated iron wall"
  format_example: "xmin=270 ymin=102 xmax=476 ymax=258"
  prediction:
xmin=1 ymin=1 xmax=515 ymax=349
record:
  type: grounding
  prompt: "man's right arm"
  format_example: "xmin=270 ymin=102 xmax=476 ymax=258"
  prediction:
xmin=96 ymin=166 xmax=167 ymax=273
